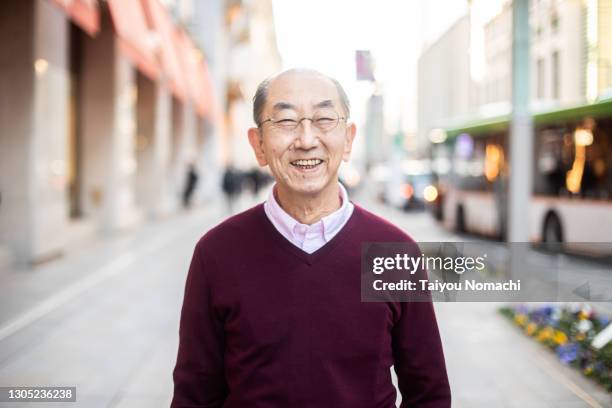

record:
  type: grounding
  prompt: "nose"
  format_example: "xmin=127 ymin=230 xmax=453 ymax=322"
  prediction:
xmin=293 ymin=119 xmax=319 ymax=150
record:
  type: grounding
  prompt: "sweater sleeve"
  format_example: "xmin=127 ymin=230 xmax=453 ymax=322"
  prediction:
xmin=392 ymin=291 xmax=451 ymax=407
xmin=171 ymin=241 xmax=228 ymax=408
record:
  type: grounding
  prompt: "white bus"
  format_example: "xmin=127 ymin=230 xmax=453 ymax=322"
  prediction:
xmin=434 ymin=98 xmax=612 ymax=253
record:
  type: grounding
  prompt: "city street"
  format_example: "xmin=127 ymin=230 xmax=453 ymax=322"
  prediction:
xmin=2 ymin=0 xmax=611 ymax=407
xmin=0 ymin=192 xmax=610 ymax=408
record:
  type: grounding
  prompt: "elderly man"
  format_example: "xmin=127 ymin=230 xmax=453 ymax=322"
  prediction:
xmin=171 ymin=69 xmax=451 ymax=407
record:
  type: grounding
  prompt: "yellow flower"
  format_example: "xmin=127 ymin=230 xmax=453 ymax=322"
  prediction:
xmin=537 ymin=326 xmax=553 ymax=342
xmin=579 ymin=310 xmax=589 ymax=320
xmin=584 ymin=366 xmax=593 ymax=375
xmin=514 ymin=314 xmax=528 ymax=327
xmin=525 ymin=322 xmax=538 ymax=336
xmin=553 ymin=330 xmax=568 ymax=345
xmin=576 ymin=332 xmax=586 ymax=341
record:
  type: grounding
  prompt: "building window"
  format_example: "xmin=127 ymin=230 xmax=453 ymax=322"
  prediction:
xmin=551 ymin=11 xmax=559 ymax=33
xmin=552 ymin=51 xmax=560 ymax=100
xmin=537 ymin=58 xmax=546 ymax=99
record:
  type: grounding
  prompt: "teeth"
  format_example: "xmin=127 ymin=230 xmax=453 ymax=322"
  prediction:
xmin=292 ymin=159 xmax=322 ymax=166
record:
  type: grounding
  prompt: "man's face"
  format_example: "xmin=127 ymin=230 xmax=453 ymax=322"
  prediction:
xmin=248 ymin=72 xmax=356 ymax=197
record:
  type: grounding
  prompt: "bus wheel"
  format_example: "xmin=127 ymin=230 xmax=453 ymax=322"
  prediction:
xmin=456 ymin=206 xmax=466 ymax=234
xmin=543 ymin=213 xmax=563 ymax=252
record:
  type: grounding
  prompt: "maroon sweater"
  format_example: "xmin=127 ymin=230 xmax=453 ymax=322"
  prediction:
xmin=171 ymin=203 xmax=450 ymax=408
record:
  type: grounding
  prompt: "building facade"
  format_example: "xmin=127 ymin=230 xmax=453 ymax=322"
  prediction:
xmin=417 ymin=15 xmax=472 ymax=152
xmin=417 ymin=0 xmax=612 ymax=148
xmin=223 ymin=0 xmax=281 ymax=170
xmin=0 ymin=0 xmax=229 ymax=268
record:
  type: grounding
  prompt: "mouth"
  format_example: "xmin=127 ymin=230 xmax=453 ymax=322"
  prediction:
xmin=290 ymin=158 xmax=324 ymax=171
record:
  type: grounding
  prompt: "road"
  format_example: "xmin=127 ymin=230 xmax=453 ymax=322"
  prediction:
xmin=0 ymin=192 xmax=610 ymax=407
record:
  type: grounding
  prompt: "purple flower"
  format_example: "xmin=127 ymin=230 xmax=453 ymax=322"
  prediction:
xmin=556 ymin=343 xmax=579 ymax=364
xmin=515 ymin=304 xmax=529 ymax=315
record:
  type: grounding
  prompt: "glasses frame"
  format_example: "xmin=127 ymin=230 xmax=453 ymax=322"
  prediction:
xmin=258 ymin=112 xmax=347 ymax=133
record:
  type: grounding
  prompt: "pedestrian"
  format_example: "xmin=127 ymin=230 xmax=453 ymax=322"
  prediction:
xmin=181 ymin=162 xmax=199 ymax=209
xmin=245 ymin=168 xmax=267 ymax=197
xmin=221 ymin=165 xmax=240 ymax=214
xmin=171 ymin=69 xmax=451 ymax=407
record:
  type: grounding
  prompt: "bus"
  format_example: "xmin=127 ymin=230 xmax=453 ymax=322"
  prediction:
xmin=432 ymin=98 xmax=612 ymax=252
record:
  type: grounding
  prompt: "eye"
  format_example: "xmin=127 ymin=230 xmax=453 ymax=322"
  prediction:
xmin=312 ymin=109 xmax=339 ymax=129
xmin=314 ymin=116 xmax=338 ymax=130
xmin=275 ymin=118 xmax=298 ymax=126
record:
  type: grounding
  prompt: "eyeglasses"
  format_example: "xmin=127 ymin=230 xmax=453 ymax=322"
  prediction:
xmin=259 ymin=110 xmax=346 ymax=133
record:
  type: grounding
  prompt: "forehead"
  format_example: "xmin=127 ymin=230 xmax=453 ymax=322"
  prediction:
xmin=265 ymin=73 xmax=340 ymax=111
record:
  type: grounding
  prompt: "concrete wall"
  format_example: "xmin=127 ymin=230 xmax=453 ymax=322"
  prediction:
xmin=483 ymin=4 xmax=512 ymax=106
xmin=595 ymin=0 xmax=612 ymax=95
xmin=417 ymin=15 xmax=471 ymax=150
xmin=80 ymin=15 xmax=140 ymax=234
xmin=151 ymin=80 xmax=173 ymax=216
xmin=135 ymin=73 xmax=175 ymax=218
xmin=168 ymin=98 xmax=197 ymax=211
xmin=0 ymin=1 xmax=36 ymax=266
xmin=463 ymin=0 xmax=589 ymax=114
xmin=135 ymin=73 xmax=156 ymax=215
xmin=531 ymin=0 xmax=585 ymax=107
xmin=189 ymin=0 xmax=226 ymax=201
xmin=0 ymin=0 xmax=70 ymax=266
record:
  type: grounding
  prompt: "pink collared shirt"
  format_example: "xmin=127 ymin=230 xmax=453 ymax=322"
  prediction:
xmin=263 ymin=183 xmax=355 ymax=254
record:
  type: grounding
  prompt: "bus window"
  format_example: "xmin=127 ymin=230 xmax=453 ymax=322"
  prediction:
xmin=535 ymin=119 xmax=611 ymax=201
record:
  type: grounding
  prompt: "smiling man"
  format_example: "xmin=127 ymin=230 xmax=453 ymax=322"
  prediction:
xmin=171 ymin=69 xmax=451 ymax=408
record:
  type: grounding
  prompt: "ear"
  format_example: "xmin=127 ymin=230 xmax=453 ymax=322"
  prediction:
xmin=248 ymin=127 xmax=268 ymax=166
xmin=342 ymin=122 xmax=357 ymax=162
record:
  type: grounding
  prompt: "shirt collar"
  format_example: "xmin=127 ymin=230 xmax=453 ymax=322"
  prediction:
xmin=264 ymin=182 xmax=353 ymax=243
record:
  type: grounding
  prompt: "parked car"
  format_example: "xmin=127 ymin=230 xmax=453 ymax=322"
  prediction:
xmin=383 ymin=159 xmax=439 ymax=211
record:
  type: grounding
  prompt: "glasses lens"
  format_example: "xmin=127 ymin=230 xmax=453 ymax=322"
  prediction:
xmin=271 ymin=118 xmax=299 ymax=130
xmin=269 ymin=112 xmax=298 ymax=130
xmin=267 ymin=110 xmax=341 ymax=132
xmin=312 ymin=110 xmax=339 ymax=132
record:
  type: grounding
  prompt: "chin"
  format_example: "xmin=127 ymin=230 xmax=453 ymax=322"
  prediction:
xmin=289 ymin=178 xmax=332 ymax=196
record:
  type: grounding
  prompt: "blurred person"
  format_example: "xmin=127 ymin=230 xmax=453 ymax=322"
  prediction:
xmin=182 ymin=162 xmax=199 ymax=209
xmin=221 ymin=165 xmax=241 ymax=214
xmin=171 ymin=69 xmax=450 ymax=408
xmin=247 ymin=168 xmax=261 ymax=196
xmin=245 ymin=168 xmax=272 ymax=197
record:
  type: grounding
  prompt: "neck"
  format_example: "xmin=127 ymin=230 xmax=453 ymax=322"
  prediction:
xmin=274 ymin=182 xmax=342 ymax=225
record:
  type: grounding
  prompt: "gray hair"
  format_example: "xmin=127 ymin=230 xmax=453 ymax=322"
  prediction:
xmin=252 ymin=70 xmax=351 ymax=127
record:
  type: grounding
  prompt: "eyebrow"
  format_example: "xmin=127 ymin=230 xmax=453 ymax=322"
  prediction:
xmin=271 ymin=100 xmax=335 ymax=112
xmin=314 ymin=100 xmax=334 ymax=109
xmin=272 ymin=102 xmax=296 ymax=111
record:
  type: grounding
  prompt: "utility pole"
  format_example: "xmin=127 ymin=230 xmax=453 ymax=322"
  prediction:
xmin=508 ymin=0 xmax=532 ymax=242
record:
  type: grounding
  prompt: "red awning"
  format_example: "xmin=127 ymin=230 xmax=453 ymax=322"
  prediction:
xmin=107 ymin=0 xmax=159 ymax=81
xmin=174 ymin=30 xmax=214 ymax=118
xmin=51 ymin=0 xmax=99 ymax=36
xmin=142 ymin=0 xmax=186 ymax=102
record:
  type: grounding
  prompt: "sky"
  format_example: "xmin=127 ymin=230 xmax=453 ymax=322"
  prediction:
xmin=271 ymin=0 xmax=470 ymax=136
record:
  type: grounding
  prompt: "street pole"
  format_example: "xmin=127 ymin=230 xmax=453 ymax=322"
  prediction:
xmin=508 ymin=0 xmax=533 ymax=242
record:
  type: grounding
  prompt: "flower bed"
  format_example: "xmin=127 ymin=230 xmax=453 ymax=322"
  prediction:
xmin=499 ymin=304 xmax=612 ymax=391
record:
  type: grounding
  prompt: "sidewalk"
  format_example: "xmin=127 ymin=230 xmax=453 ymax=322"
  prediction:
xmin=0 ymin=192 xmax=267 ymax=408
xmin=0 ymin=201 xmax=219 ymax=331
xmin=0 ymin=190 xmax=264 ymax=332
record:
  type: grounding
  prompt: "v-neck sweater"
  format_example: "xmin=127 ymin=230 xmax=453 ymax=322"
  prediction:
xmin=171 ymin=203 xmax=451 ymax=408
